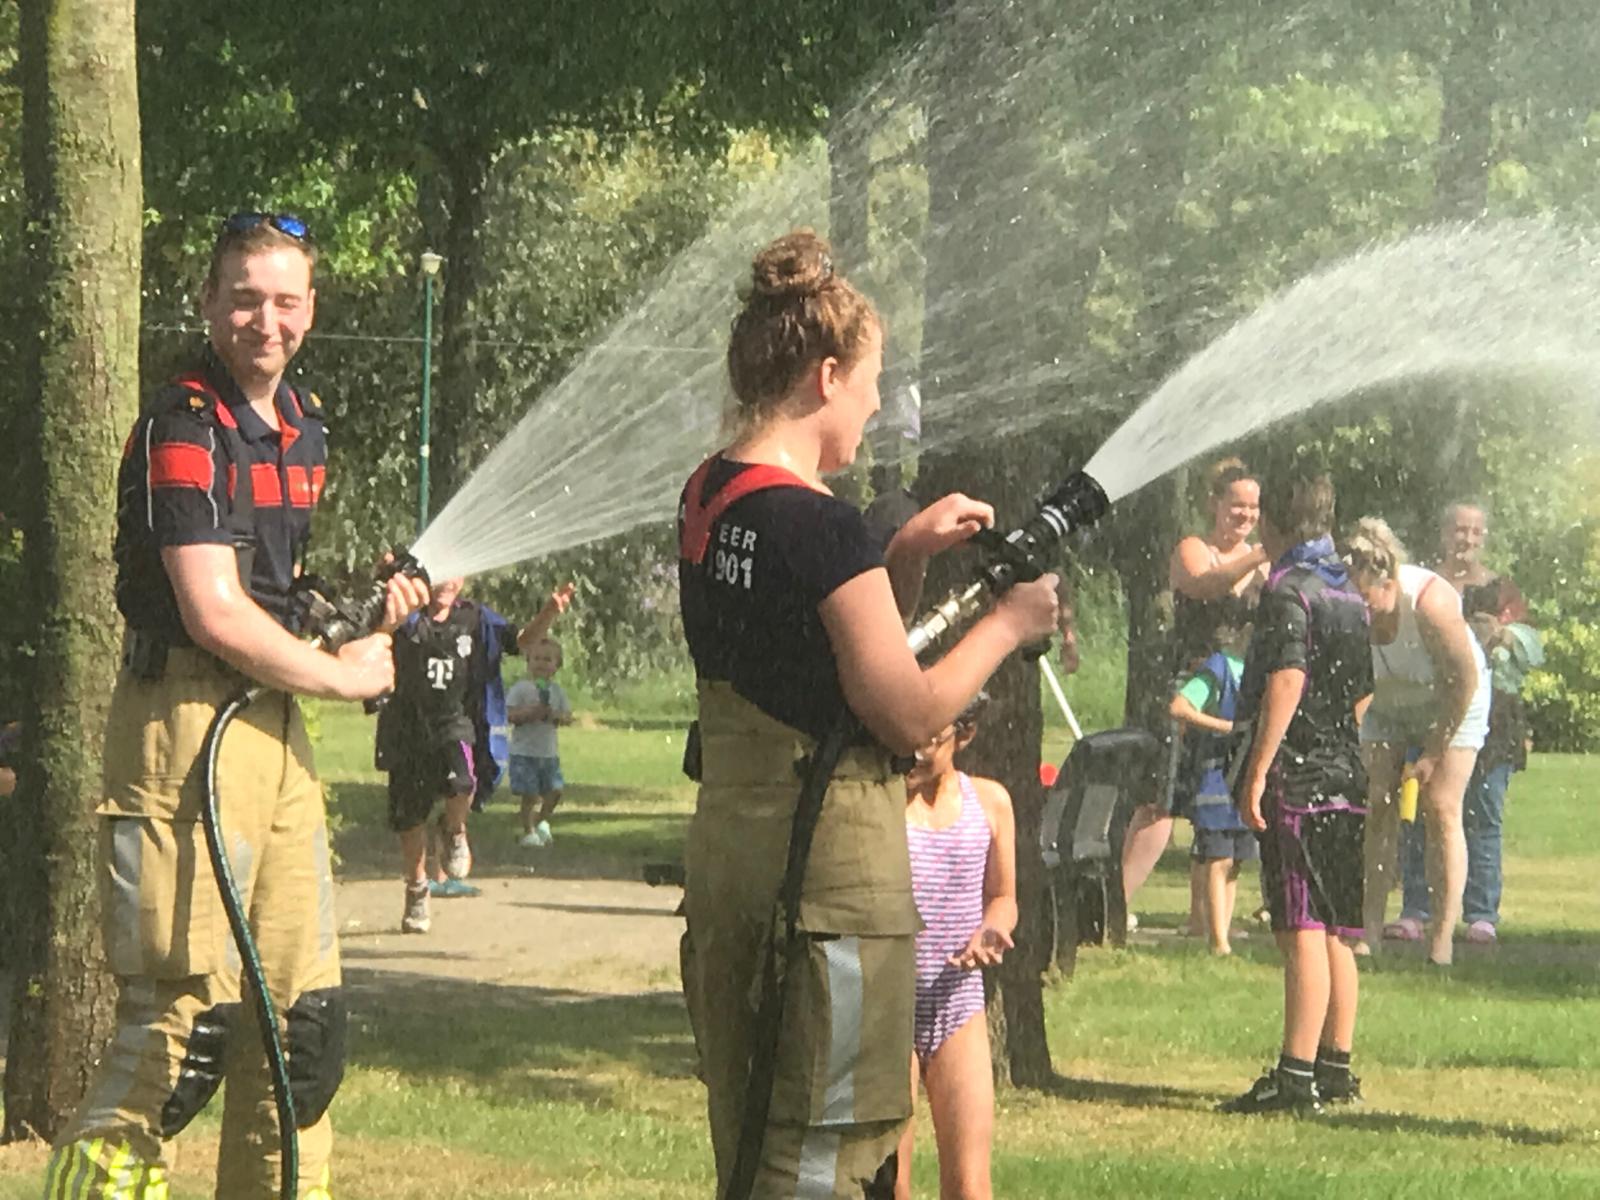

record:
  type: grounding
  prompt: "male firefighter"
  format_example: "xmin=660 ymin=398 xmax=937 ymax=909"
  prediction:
xmin=44 ymin=212 xmax=427 ymax=1199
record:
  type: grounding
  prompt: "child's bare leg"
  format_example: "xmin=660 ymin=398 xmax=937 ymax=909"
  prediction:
xmin=518 ymin=793 xmax=536 ymax=835
xmin=399 ymin=825 xmax=428 ymax=885
xmin=537 ymin=788 xmax=563 ymax=824
xmin=1186 ymin=859 xmax=1206 ymax=936
xmin=1122 ymin=804 xmax=1173 ymax=908
xmin=1278 ymin=928 xmax=1331 ymax=1063
xmin=1205 ymin=858 xmax=1236 ymax=954
xmin=442 ymin=791 xmax=472 ymax=835
xmin=1321 ymin=934 xmax=1360 ymax=1053
xmin=1360 ymin=744 xmax=1405 ymax=945
xmin=893 ymin=1054 xmax=920 ymax=1200
xmin=1224 ymin=860 xmax=1241 ymax=933
xmin=922 ymin=1014 xmax=994 ymax=1200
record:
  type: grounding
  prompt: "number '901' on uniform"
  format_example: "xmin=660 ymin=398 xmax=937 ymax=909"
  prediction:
xmin=678 ymin=454 xmax=917 ymax=1200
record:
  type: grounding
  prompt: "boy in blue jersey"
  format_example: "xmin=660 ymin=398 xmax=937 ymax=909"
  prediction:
xmin=1222 ymin=469 xmax=1374 ymax=1114
xmin=1169 ymin=621 xmax=1254 ymax=956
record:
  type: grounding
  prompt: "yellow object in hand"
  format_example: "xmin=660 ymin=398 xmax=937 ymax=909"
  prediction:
xmin=1399 ymin=774 xmax=1420 ymax=824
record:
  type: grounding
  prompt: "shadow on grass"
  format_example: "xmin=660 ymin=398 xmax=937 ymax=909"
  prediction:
xmin=1352 ymin=930 xmax=1600 ymax=1000
xmin=327 ymin=780 xmax=688 ymax=882
xmin=344 ymin=967 xmax=698 ymax=1110
xmin=1043 ymin=1071 xmax=1586 ymax=1145
xmin=1322 ymin=1108 xmax=1585 ymax=1145
xmin=1043 ymin=1074 xmax=1211 ymax=1112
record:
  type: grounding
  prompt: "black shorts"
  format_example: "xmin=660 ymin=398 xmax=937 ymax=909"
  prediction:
xmin=386 ymin=739 xmax=476 ymax=832
xmin=1260 ymin=803 xmax=1364 ymax=936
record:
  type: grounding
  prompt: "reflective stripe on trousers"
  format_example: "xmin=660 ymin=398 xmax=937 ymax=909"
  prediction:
xmin=794 ymin=936 xmax=865 ymax=1198
xmin=43 ymin=1140 xmax=168 ymax=1200
xmin=44 ymin=1140 xmax=332 ymax=1200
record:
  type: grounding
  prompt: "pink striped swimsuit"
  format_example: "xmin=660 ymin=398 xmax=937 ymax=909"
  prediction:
xmin=907 ymin=772 xmax=992 ymax=1062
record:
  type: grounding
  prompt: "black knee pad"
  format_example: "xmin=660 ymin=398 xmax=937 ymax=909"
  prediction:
xmin=161 ymin=1002 xmax=239 ymax=1137
xmin=287 ymin=987 xmax=347 ymax=1127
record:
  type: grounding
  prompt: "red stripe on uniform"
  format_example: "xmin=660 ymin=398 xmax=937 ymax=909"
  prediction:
xmin=286 ymin=465 xmax=314 ymax=508
xmin=251 ymin=462 xmax=283 ymax=506
xmin=149 ymin=443 xmax=214 ymax=490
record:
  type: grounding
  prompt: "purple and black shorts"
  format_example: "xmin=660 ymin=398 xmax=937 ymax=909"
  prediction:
xmin=1260 ymin=791 xmax=1365 ymax=937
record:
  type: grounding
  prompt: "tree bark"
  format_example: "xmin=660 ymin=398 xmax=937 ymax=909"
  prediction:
xmin=916 ymin=0 xmax=1065 ymax=1087
xmin=4 ymin=0 xmax=138 ymax=1141
xmin=1433 ymin=0 xmax=1499 ymax=222
xmin=426 ymin=143 xmax=495 ymax=515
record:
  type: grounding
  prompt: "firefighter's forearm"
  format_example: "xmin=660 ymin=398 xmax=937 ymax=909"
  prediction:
xmin=163 ymin=545 xmax=371 ymax=699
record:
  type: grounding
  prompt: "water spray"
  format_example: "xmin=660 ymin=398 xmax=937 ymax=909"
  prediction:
xmin=728 ymin=466 xmax=1109 ymax=1200
xmin=198 ymin=550 xmax=429 ymax=1200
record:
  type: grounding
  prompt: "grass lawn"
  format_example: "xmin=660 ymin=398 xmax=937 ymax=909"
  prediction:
xmin=2 ymin=710 xmax=1595 ymax=1197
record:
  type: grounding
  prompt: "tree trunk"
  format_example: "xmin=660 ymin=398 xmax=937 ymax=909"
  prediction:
xmin=1433 ymin=0 xmax=1499 ymax=222
xmin=4 ymin=0 xmax=139 ymax=1141
xmin=1431 ymin=0 xmax=1500 ymax=481
xmin=827 ymin=114 xmax=871 ymax=278
xmin=427 ymin=144 xmax=494 ymax=514
xmin=826 ymin=110 xmax=874 ymax=508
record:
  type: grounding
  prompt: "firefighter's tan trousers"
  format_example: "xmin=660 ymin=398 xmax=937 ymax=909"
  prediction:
xmin=45 ymin=649 xmax=341 ymax=1200
xmin=682 ymin=683 xmax=919 ymax=1200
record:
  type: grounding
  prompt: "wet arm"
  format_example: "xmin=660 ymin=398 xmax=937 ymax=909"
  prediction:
xmin=1170 ymin=692 xmax=1233 ymax=736
xmin=1170 ymin=537 xmax=1267 ymax=601
xmin=821 ymin=566 xmax=1056 ymax=755
xmin=163 ymin=544 xmax=395 ymax=700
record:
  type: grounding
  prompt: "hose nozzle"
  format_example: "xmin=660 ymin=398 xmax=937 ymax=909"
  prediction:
xmin=905 ymin=469 xmax=1109 ymax=660
xmin=296 ymin=548 xmax=431 ymax=653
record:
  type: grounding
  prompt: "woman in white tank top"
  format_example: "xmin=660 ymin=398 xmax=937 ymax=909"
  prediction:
xmin=1345 ymin=519 xmax=1487 ymax=966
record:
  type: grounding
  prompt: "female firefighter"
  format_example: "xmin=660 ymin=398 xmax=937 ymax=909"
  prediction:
xmin=676 ymin=229 xmax=1059 ymax=1199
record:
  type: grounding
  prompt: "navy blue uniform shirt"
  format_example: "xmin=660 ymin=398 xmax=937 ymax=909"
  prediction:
xmin=114 ymin=347 xmax=327 ymax=639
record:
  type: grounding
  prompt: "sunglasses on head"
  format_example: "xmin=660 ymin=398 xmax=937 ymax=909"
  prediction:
xmin=220 ymin=211 xmax=312 ymax=242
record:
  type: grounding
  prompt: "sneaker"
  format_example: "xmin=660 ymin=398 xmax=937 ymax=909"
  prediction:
xmin=534 ymin=820 xmax=553 ymax=847
xmin=1465 ymin=920 xmax=1498 ymax=945
xmin=1383 ymin=917 xmax=1424 ymax=942
xmin=401 ymin=883 xmax=431 ymax=934
xmin=1315 ymin=1069 xmax=1363 ymax=1105
xmin=518 ymin=831 xmax=543 ymax=848
xmin=440 ymin=819 xmax=472 ymax=880
xmin=1217 ymin=1068 xmax=1322 ymax=1115
xmin=1126 ymin=912 xmax=1139 ymax=933
xmin=428 ymin=878 xmax=481 ymax=899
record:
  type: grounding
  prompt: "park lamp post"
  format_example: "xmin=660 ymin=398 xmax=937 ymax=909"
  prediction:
xmin=418 ymin=250 xmax=443 ymax=536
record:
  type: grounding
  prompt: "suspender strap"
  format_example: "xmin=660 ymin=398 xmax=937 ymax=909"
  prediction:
xmin=678 ymin=456 xmax=812 ymax=565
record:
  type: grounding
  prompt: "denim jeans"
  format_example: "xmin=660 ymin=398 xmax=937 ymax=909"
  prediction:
xmin=1398 ymin=761 xmax=1513 ymax=925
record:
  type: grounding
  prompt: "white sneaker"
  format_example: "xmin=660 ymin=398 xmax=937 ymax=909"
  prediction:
xmin=440 ymin=820 xmax=472 ymax=879
xmin=401 ymin=883 xmax=431 ymax=934
xmin=535 ymin=820 xmax=553 ymax=847
xmin=518 ymin=831 xmax=542 ymax=848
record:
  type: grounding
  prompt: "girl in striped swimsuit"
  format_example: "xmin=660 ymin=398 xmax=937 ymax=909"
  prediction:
xmin=894 ymin=696 xmax=1017 ymax=1200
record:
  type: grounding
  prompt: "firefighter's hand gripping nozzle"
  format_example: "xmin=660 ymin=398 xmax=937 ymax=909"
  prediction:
xmin=905 ymin=470 xmax=1109 ymax=658
xmin=296 ymin=549 xmax=432 ymax=652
